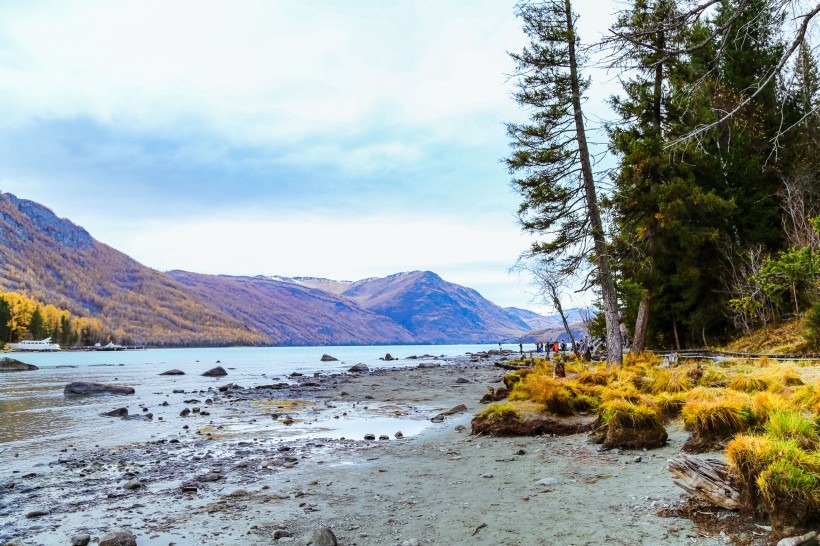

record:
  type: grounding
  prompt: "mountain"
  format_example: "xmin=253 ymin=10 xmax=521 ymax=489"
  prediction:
xmin=0 ymin=191 xmax=554 ymax=346
xmin=167 ymin=271 xmax=414 ymax=346
xmin=341 ymin=271 xmax=531 ymax=343
xmin=0 ymin=192 xmax=268 ymax=346
xmin=505 ymin=307 xmax=563 ymax=330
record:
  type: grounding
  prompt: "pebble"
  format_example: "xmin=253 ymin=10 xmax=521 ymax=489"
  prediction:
xmin=71 ymin=534 xmax=91 ymax=546
xmin=25 ymin=509 xmax=48 ymax=518
xmin=273 ymin=529 xmax=293 ymax=539
xmin=364 ymin=434 xmax=376 ymax=441
xmin=123 ymin=479 xmax=143 ymax=490
xmin=537 ymin=477 xmax=559 ymax=486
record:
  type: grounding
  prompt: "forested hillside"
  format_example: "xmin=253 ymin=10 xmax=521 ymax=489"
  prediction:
xmin=508 ymin=0 xmax=820 ymax=354
xmin=0 ymin=193 xmax=269 ymax=346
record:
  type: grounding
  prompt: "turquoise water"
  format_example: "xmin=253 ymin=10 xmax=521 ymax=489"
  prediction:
xmin=0 ymin=344 xmax=498 ymax=463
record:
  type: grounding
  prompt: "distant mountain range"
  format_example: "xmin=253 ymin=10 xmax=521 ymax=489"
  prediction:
xmin=0 ymin=192 xmax=586 ymax=346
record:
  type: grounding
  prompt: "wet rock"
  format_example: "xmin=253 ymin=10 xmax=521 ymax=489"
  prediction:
xmin=3 ymin=540 xmax=25 ymax=546
xmin=123 ymin=479 xmax=142 ymax=490
xmin=320 ymin=354 xmax=339 ymax=362
xmin=64 ymin=382 xmax=135 ymax=396
xmin=417 ymin=362 xmax=440 ymax=369
xmin=197 ymin=472 xmax=222 ymax=482
xmin=122 ymin=413 xmax=152 ymax=421
xmin=25 ymin=508 xmax=49 ymax=518
xmin=379 ymin=435 xmax=389 ymax=440
xmin=181 ymin=485 xmax=198 ymax=493
xmin=455 ymin=377 xmax=471 ymax=384
xmin=348 ymin=363 xmax=369 ymax=373
xmin=218 ymin=383 xmax=239 ymax=392
xmin=480 ymin=387 xmax=510 ymax=404
xmin=0 ymin=357 xmax=38 ymax=372
xmin=202 ymin=366 xmax=227 ymax=377
xmin=98 ymin=529 xmax=137 ymax=546
xmin=159 ymin=369 xmax=185 ymax=375
xmin=71 ymin=535 xmax=91 ymax=546
xmin=274 ymin=529 xmax=293 ymax=539
xmin=394 ymin=431 xmax=404 ymax=439
xmin=364 ymin=434 xmax=376 ymax=441
xmin=382 ymin=353 xmax=396 ymax=361
xmin=179 ymin=408 xmax=191 ymax=417
xmin=102 ymin=408 xmax=129 ymax=418
xmin=183 ymin=399 xmax=200 ymax=404
xmin=295 ymin=528 xmax=338 ymax=546
xmin=432 ymin=404 xmax=468 ymax=421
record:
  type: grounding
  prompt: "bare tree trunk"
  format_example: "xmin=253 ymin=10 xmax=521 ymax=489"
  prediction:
xmin=565 ymin=0 xmax=623 ymax=368
xmin=672 ymin=314 xmax=681 ymax=350
xmin=554 ymin=297 xmax=581 ymax=361
xmin=632 ymin=296 xmax=651 ymax=352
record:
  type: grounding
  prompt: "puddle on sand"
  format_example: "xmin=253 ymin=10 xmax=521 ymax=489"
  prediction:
xmin=208 ymin=400 xmax=434 ymax=441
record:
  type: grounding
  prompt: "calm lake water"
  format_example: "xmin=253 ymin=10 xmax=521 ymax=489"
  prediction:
xmin=0 ymin=344 xmax=499 ymax=467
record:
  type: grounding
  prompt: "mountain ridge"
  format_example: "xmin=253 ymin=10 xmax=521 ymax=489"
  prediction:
xmin=0 ymin=191 xmax=564 ymax=346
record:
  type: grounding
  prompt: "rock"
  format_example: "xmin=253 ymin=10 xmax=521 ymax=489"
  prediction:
xmin=179 ymin=408 xmax=190 ymax=417
xmin=181 ymin=485 xmax=198 ymax=493
xmin=102 ymin=408 xmax=129 ymax=417
xmin=348 ymin=363 xmax=369 ymax=373
xmin=3 ymin=540 xmax=25 ymax=546
xmin=400 ymin=540 xmax=421 ymax=546
xmin=432 ymin=404 xmax=468 ymax=421
xmin=71 ymin=535 xmax=91 ymax=546
xmin=537 ymin=477 xmax=559 ymax=486
xmin=320 ymin=354 xmax=339 ymax=362
xmin=159 ymin=369 xmax=185 ymax=375
xmin=202 ymin=366 xmax=227 ymax=377
xmin=379 ymin=435 xmax=389 ymax=440
xmin=273 ymin=530 xmax=293 ymax=539
xmin=455 ymin=377 xmax=471 ymax=384
xmin=64 ymin=382 xmax=135 ymax=396
xmin=98 ymin=529 xmax=137 ymax=546
xmin=417 ymin=362 xmax=440 ymax=368
xmin=295 ymin=528 xmax=338 ymax=546
xmin=634 ymin=456 xmax=643 ymax=463
xmin=364 ymin=434 xmax=376 ymax=441
xmin=0 ymin=357 xmax=38 ymax=372
xmin=121 ymin=413 xmax=152 ymax=421
xmin=123 ymin=479 xmax=142 ymax=490
xmin=382 ymin=353 xmax=395 ymax=361
xmin=197 ymin=472 xmax=222 ymax=482
xmin=218 ymin=383 xmax=239 ymax=392
xmin=25 ymin=508 xmax=49 ymax=518
xmin=394 ymin=431 xmax=404 ymax=439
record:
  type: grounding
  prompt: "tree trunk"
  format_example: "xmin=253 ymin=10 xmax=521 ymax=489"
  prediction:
xmin=553 ymin=293 xmax=581 ymax=361
xmin=632 ymin=295 xmax=651 ymax=353
xmin=672 ymin=314 xmax=681 ymax=350
xmin=564 ymin=0 xmax=623 ymax=368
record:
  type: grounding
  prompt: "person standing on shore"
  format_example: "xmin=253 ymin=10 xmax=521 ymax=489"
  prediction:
xmin=519 ymin=341 xmax=523 ymax=355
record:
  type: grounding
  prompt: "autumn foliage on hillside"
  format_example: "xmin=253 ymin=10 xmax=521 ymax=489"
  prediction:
xmin=0 ymin=193 xmax=270 ymax=346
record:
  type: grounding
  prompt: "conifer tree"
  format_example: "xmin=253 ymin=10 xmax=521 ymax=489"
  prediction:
xmin=507 ymin=0 xmax=623 ymax=366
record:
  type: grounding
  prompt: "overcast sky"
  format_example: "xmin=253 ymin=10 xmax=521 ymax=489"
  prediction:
xmin=0 ymin=0 xmax=620 ymax=314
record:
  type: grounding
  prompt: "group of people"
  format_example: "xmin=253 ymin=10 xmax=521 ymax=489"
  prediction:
xmin=535 ymin=340 xmax=564 ymax=353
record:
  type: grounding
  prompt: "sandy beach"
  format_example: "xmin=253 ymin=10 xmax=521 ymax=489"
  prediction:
xmin=2 ymin=354 xmax=741 ymax=545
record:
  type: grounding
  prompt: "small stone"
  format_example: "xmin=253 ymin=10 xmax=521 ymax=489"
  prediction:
xmin=454 ymin=425 xmax=466 ymax=433
xmin=179 ymin=408 xmax=190 ymax=417
xmin=25 ymin=508 xmax=49 ymax=518
xmin=634 ymin=456 xmax=642 ymax=463
xmin=364 ymin=434 xmax=376 ymax=441
xmin=482 ymin=473 xmax=494 ymax=478
xmin=378 ymin=435 xmax=389 ymax=441
xmin=537 ymin=477 xmax=559 ymax=486
xmin=273 ymin=529 xmax=293 ymax=539
xmin=71 ymin=534 xmax=91 ymax=546
xmin=102 ymin=408 xmax=128 ymax=417
xmin=98 ymin=529 xmax=137 ymax=546
xmin=296 ymin=528 xmax=337 ymax=546
xmin=394 ymin=431 xmax=404 ymax=439
xmin=123 ymin=479 xmax=143 ymax=490
xmin=400 ymin=540 xmax=421 ymax=546
xmin=516 ymin=449 xmax=526 ymax=455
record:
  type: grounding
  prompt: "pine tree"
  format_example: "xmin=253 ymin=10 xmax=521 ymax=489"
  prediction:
xmin=507 ymin=0 xmax=622 ymax=366
xmin=28 ymin=307 xmax=46 ymax=340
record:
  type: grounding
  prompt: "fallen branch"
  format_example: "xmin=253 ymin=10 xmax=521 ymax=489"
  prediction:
xmin=668 ymin=455 xmax=741 ymax=510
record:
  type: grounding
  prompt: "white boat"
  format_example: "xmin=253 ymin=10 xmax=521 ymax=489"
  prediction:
xmin=6 ymin=337 xmax=61 ymax=352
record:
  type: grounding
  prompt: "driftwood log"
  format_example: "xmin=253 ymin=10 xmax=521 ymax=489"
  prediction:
xmin=668 ymin=455 xmax=741 ymax=510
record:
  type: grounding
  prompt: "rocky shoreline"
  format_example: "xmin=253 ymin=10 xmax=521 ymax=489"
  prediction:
xmin=1 ymin=352 xmax=730 ymax=545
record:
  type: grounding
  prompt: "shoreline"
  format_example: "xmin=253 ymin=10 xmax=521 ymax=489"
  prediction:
xmin=1 ymin=354 xmax=731 ymax=546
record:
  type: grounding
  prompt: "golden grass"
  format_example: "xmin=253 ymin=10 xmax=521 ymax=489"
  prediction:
xmin=647 ymin=369 xmax=692 ymax=394
xmin=729 ymin=373 xmax=773 ymax=393
xmin=654 ymin=392 xmax=689 ymax=420
xmin=478 ymin=402 xmax=521 ymax=422
xmin=764 ymin=410 xmax=820 ymax=450
xmin=681 ymin=395 xmax=755 ymax=436
xmin=601 ymin=399 xmax=661 ymax=430
xmin=723 ymin=317 xmax=809 ymax=355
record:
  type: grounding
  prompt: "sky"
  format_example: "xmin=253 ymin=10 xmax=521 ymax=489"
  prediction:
xmin=0 ymin=0 xmax=620 ymax=315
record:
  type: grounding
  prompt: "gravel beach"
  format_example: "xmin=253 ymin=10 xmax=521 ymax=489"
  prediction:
xmin=1 ymin=354 xmax=734 ymax=545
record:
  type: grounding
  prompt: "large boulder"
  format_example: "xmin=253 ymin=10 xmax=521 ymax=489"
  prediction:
xmin=0 ymin=357 xmax=38 ymax=372
xmin=202 ymin=366 xmax=227 ymax=377
xmin=348 ymin=363 xmax=369 ymax=373
xmin=320 ymin=354 xmax=339 ymax=362
xmin=159 ymin=369 xmax=185 ymax=376
xmin=64 ymin=382 xmax=135 ymax=396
